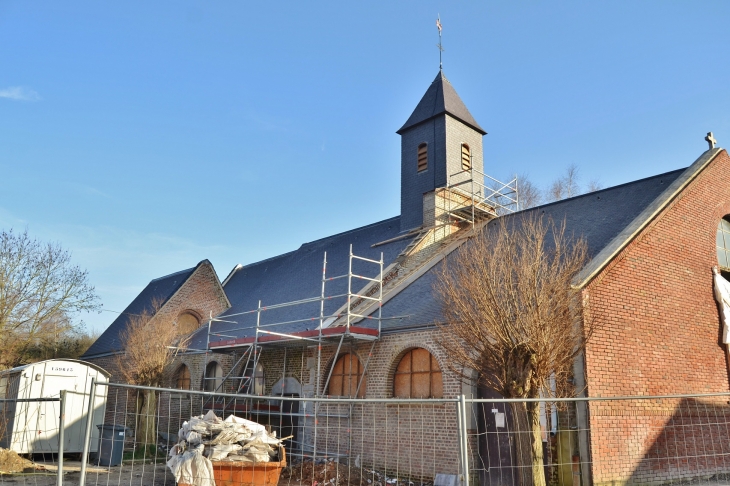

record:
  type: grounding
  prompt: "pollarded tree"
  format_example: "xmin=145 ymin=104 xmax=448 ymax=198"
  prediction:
xmin=116 ymin=301 xmax=191 ymax=451
xmin=0 ymin=230 xmax=100 ymax=369
xmin=436 ymin=214 xmax=591 ymax=486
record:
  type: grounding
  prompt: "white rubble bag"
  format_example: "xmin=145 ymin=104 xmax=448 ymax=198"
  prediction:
xmin=166 ymin=443 xmax=216 ymax=486
xmin=713 ymin=267 xmax=730 ymax=344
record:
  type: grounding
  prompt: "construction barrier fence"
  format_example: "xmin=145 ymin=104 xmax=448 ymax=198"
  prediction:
xmin=0 ymin=382 xmax=729 ymax=486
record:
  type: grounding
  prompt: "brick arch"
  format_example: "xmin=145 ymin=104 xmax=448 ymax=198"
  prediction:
xmin=386 ymin=341 xmax=446 ymax=398
xmin=178 ymin=308 xmax=203 ymax=321
xmin=173 ymin=363 xmax=191 ymax=390
xmin=320 ymin=350 xmax=368 ymax=397
xmin=203 ymin=360 xmax=223 ymax=392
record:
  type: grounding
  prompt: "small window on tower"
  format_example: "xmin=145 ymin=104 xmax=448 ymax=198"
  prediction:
xmin=417 ymin=143 xmax=428 ymax=172
xmin=461 ymin=143 xmax=471 ymax=171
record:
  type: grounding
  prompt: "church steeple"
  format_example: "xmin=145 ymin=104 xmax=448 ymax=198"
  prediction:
xmin=398 ymin=72 xmax=486 ymax=232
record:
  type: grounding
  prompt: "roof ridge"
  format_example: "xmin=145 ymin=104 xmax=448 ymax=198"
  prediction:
xmin=237 ymin=250 xmax=298 ymax=271
xmin=298 ymin=215 xmax=400 ymax=248
xmin=232 ymin=216 xmax=401 ymax=276
xmin=149 ymin=265 xmax=196 ymax=283
xmin=514 ymin=167 xmax=687 ymax=215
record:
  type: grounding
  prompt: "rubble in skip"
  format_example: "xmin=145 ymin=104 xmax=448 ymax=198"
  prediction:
xmin=167 ymin=410 xmax=286 ymax=486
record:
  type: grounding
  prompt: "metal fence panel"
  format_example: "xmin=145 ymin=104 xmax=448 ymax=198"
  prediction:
xmin=1 ymin=382 xmax=729 ymax=486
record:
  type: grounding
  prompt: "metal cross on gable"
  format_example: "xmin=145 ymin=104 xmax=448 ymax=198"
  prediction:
xmin=706 ymin=131 xmax=717 ymax=150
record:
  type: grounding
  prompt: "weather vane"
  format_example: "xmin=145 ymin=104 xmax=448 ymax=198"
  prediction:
xmin=436 ymin=15 xmax=444 ymax=71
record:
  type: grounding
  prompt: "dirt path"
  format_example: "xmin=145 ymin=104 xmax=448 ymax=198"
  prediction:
xmin=0 ymin=462 xmax=175 ymax=486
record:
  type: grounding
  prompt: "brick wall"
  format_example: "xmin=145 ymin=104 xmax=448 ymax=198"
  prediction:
xmin=86 ymin=261 xmax=229 ymax=381
xmin=153 ymin=261 xmax=230 ymax=331
xmin=314 ymin=329 xmax=472 ymax=479
xmin=583 ymin=149 xmax=730 ymax=485
xmin=84 ymin=260 xmax=230 ymax=441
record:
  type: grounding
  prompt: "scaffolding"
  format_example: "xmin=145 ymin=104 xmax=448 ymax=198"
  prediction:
xmin=193 ymin=245 xmax=384 ymax=459
xmin=199 ymin=245 xmax=384 ymax=410
xmin=442 ymin=166 xmax=519 ymax=228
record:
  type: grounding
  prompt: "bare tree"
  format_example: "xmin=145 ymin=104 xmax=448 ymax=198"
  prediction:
xmin=586 ymin=179 xmax=602 ymax=193
xmin=547 ymin=164 xmax=580 ymax=202
xmin=0 ymin=230 xmax=100 ymax=369
xmin=116 ymin=301 xmax=190 ymax=451
xmin=25 ymin=328 xmax=100 ymax=362
xmin=516 ymin=174 xmax=543 ymax=210
xmin=436 ymin=214 xmax=591 ymax=486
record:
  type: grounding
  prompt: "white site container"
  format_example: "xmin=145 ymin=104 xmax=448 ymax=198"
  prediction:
xmin=0 ymin=359 xmax=110 ymax=454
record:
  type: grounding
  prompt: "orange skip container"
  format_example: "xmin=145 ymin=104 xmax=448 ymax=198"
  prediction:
xmin=181 ymin=446 xmax=286 ymax=486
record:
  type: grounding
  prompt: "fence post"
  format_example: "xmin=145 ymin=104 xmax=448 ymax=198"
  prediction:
xmin=57 ymin=390 xmax=66 ymax=486
xmin=79 ymin=377 xmax=97 ymax=486
xmin=455 ymin=396 xmax=465 ymax=486
xmin=459 ymin=394 xmax=470 ymax=486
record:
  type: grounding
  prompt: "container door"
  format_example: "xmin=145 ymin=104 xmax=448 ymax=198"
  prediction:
xmin=35 ymin=363 xmax=78 ymax=453
xmin=7 ymin=372 xmax=35 ymax=453
xmin=82 ymin=369 xmax=109 ymax=455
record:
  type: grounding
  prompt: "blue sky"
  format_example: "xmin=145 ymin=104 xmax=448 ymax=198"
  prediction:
xmin=2 ymin=1 xmax=730 ymax=333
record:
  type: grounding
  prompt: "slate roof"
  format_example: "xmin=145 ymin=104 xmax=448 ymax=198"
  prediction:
xmin=187 ymin=217 xmax=417 ymax=350
xmin=574 ymin=148 xmax=722 ymax=286
xmin=91 ymin=150 xmax=712 ymax=355
xmin=370 ymin=166 xmax=688 ymax=331
xmin=191 ymin=163 xmax=690 ymax=350
xmin=397 ymin=71 xmax=486 ymax=135
xmin=82 ymin=264 xmax=201 ymax=358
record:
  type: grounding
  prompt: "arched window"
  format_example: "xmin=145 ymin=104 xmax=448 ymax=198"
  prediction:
xmin=204 ymin=361 xmax=223 ymax=392
xmin=176 ymin=312 xmax=200 ymax=335
xmin=327 ymin=353 xmax=366 ymax=397
xmin=417 ymin=143 xmax=428 ymax=172
xmin=394 ymin=348 xmax=443 ymax=398
xmin=461 ymin=143 xmax=471 ymax=171
xmin=717 ymin=217 xmax=730 ymax=271
xmin=174 ymin=364 xmax=191 ymax=390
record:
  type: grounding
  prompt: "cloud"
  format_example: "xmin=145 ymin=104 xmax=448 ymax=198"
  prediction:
xmin=0 ymin=86 xmax=41 ymax=102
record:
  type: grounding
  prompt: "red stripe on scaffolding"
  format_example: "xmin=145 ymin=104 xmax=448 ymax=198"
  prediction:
xmin=209 ymin=326 xmax=379 ymax=349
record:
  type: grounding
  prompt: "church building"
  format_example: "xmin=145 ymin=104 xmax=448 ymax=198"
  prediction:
xmin=82 ymin=70 xmax=730 ymax=486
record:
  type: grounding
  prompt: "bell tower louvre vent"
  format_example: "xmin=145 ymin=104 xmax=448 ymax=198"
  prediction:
xmin=417 ymin=143 xmax=428 ymax=172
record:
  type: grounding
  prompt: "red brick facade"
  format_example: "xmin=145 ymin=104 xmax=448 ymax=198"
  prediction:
xmin=583 ymin=149 xmax=730 ymax=484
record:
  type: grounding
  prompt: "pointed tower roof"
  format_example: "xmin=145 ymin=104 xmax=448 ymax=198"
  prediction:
xmin=397 ymin=71 xmax=486 ymax=135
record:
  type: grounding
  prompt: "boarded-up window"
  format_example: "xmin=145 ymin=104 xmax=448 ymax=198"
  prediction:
xmin=461 ymin=143 xmax=471 ymax=171
xmin=327 ymin=353 xmax=366 ymax=397
xmin=175 ymin=364 xmax=191 ymax=390
xmin=394 ymin=348 xmax=443 ymax=398
xmin=176 ymin=312 xmax=200 ymax=335
xmin=417 ymin=143 xmax=428 ymax=172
